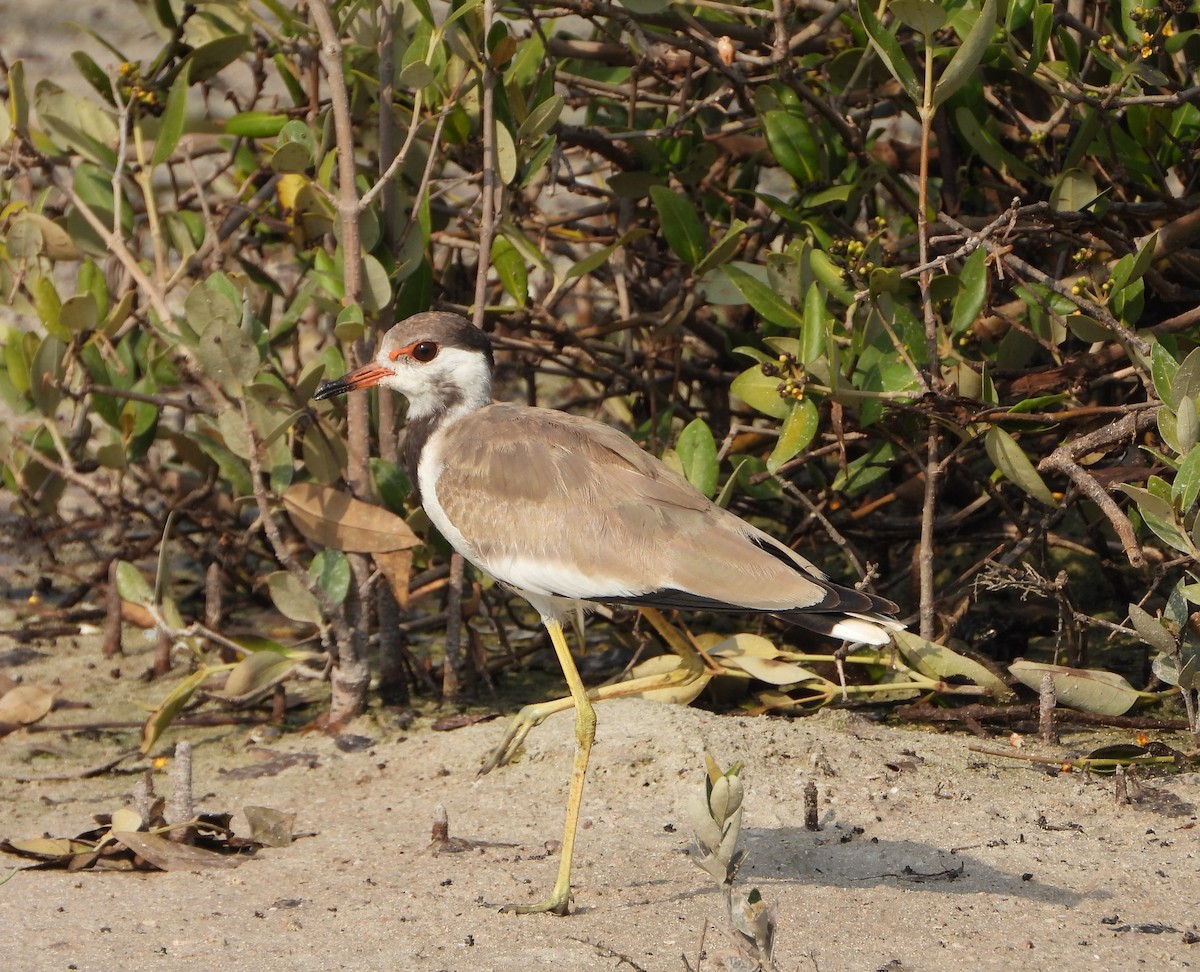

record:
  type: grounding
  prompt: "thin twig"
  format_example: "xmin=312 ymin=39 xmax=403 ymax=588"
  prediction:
xmin=1038 ymin=409 xmax=1159 ymax=568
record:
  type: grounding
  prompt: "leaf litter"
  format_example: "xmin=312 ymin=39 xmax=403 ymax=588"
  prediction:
xmin=0 ymin=742 xmax=304 ymax=874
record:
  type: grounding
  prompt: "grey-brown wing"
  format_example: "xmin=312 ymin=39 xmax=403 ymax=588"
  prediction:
xmin=432 ymin=405 xmax=894 ymax=628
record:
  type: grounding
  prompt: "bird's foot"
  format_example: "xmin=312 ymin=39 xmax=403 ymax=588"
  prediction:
xmin=478 ymin=702 xmax=550 ymax=775
xmin=500 ymin=889 xmax=574 ymax=916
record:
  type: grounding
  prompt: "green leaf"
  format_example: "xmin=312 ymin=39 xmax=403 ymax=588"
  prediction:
xmin=693 ymin=219 xmax=747 ymax=277
xmin=182 ymin=34 xmax=252 ymax=84
xmin=767 ymin=398 xmax=818 ymax=472
xmin=730 ymin=455 xmax=783 ymax=500
xmin=724 ymin=263 xmax=805 ymax=330
xmin=194 ymin=314 xmax=260 ymax=397
xmin=142 ymin=668 xmax=216 ymax=754
xmin=398 ymin=61 xmax=435 ymax=89
xmin=800 ymin=283 xmax=826 ymax=365
xmin=731 ymin=364 xmax=791 ymax=420
xmin=7 ymin=214 xmax=43 ymax=261
xmin=517 ymin=93 xmax=564 ymax=142
xmin=495 ymin=122 xmax=518 ymax=185
xmin=443 ymin=0 xmax=484 ymax=29
xmin=763 ymin=111 xmax=819 ymax=184
xmin=1064 ymin=314 xmax=1113 ymax=342
xmin=1127 ymin=604 xmax=1176 ymax=654
xmin=893 ymin=0 xmax=946 ymax=35
xmin=566 ymin=240 xmax=620 ymax=278
xmin=361 ymin=253 xmax=392 ymax=313
xmin=309 ymin=550 xmax=351 ymax=605
xmin=1172 ymin=446 xmax=1200 ymax=513
xmin=370 ymin=457 xmax=412 ymax=513
xmin=1049 ymin=167 xmax=1099 ymax=212
xmin=676 ymin=419 xmax=719 ymax=498
xmin=1007 ymin=393 xmax=1068 ymax=414
xmin=1173 ymin=348 xmax=1200 ymax=407
xmin=984 ymin=426 xmax=1057 ymax=506
xmin=334 ymin=304 xmax=365 ymax=343
xmin=34 ymin=80 xmax=118 ymax=166
xmin=225 ymin=112 xmax=289 ymax=138
xmin=221 ymin=649 xmax=296 ymax=701
xmin=115 ymin=561 xmax=154 ymax=607
xmin=491 ymin=235 xmax=528 ymax=305
xmin=8 ymin=58 xmax=29 ymax=137
xmin=860 ymin=2 xmax=921 ymax=103
xmin=267 ymin=571 xmax=323 ymax=626
xmin=184 ymin=279 xmax=238 ymax=336
xmin=150 ymin=63 xmax=190 ymax=166
xmin=954 ymin=107 xmax=1040 ymax=181
xmin=893 ymin=631 xmax=1014 ymax=699
xmin=71 ymin=51 xmax=115 ymax=103
xmin=1177 ymin=395 xmax=1198 ymax=453
xmin=949 ymin=247 xmax=988 ymax=334
xmin=31 ymin=275 xmax=66 ymax=340
xmin=934 ymin=0 xmax=997 ymax=107
xmin=1159 ymin=407 xmax=1180 ymax=454
xmin=1008 ymin=660 xmax=1142 ymax=716
xmin=270 ymin=140 xmax=312 ymax=173
xmin=649 ymin=186 xmax=706 ymax=268
xmin=1152 ymin=650 xmax=1198 ymax=690
xmin=1150 ymin=342 xmax=1178 ymax=405
xmin=29 ymin=334 xmax=65 ymax=415
xmin=59 ymin=293 xmax=98 ymax=334
xmin=809 ymin=249 xmax=855 ymax=305
xmin=1025 ymin=3 xmax=1053 ymax=75
xmin=1118 ymin=484 xmax=1192 ymax=554
xmin=1124 ymin=231 xmax=1159 ymax=289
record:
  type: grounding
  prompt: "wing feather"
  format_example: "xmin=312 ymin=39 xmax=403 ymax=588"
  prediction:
xmin=431 ymin=404 xmax=898 ymax=635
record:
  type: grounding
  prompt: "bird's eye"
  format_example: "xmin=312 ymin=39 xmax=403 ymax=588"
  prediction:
xmin=411 ymin=341 xmax=439 ymax=363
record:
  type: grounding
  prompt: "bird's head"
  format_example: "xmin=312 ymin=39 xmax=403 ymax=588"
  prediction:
xmin=313 ymin=312 xmax=494 ymax=417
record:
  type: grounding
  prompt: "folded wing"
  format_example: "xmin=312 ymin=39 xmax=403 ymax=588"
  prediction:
xmin=433 ymin=404 xmax=901 ymax=642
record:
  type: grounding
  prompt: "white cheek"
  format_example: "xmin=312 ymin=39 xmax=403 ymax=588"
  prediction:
xmin=382 ymin=346 xmax=491 ymax=414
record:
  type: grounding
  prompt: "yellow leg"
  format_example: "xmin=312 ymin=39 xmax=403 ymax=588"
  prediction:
xmin=503 ymin=616 xmax=595 ymax=915
xmin=480 ymin=608 xmax=712 ymax=774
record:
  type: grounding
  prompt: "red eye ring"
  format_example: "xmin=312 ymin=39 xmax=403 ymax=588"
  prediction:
xmin=410 ymin=341 xmax=439 ymax=363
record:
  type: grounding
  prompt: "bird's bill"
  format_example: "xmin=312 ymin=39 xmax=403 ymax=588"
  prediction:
xmin=312 ymin=363 xmax=389 ymax=400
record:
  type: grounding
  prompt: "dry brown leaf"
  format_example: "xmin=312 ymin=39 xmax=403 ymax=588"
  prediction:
xmin=243 ymin=806 xmax=296 ymax=847
xmin=0 ymin=684 xmax=57 ymax=726
xmin=374 ymin=548 xmax=414 ymax=608
xmin=111 ymin=831 xmax=243 ymax=870
xmin=283 ymin=482 xmax=420 ymax=553
xmin=120 ymin=602 xmax=155 ymax=628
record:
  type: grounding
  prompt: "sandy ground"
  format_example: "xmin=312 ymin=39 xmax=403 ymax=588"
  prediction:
xmin=2 ymin=625 xmax=1198 ymax=972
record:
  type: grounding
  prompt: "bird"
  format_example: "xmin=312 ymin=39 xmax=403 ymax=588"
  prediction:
xmin=313 ymin=311 xmax=902 ymax=915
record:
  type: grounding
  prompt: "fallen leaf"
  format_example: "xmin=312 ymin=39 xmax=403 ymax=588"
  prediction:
xmin=243 ymin=806 xmax=296 ymax=847
xmin=112 ymin=831 xmax=244 ymax=870
xmin=0 ymin=684 xmax=57 ymax=726
xmin=0 ymin=836 xmax=96 ymax=860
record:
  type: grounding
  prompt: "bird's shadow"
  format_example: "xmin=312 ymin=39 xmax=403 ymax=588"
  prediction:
xmin=614 ymin=827 xmax=1095 ymax=911
xmin=715 ymin=826 xmax=1095 ymax=907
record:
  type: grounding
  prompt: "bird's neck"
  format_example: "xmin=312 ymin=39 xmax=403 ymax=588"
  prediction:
xmin=403 ymin=384 xmax=491 ymax=504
